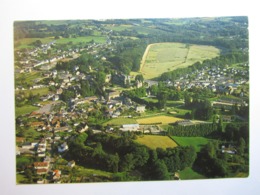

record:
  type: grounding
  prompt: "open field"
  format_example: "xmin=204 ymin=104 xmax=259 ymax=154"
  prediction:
xmin=15 ymin=87 xmax=50 ymax=98
xmin=103 ymin=118 xmax=138 ymax=126
xmin=171 ymin=136 xmax=212 ymax=152
xmin=135 ymin=135 xmax=178 ymax=150
xmin=179 ymin=167 xmax=206 ymax=180
xmin=16 ymin=105 xmax=39 ymax=117
xmin=136 ymin=115 xmax=182 ymax=125
xmin=140 ymin=42 xmax=220 ymax=79
xmin=55 ymin=36 xmax=106 ymax=44
xmin=14 ymin=35 xmax=106 ymax=49
xmin=14 ymin=37 xmax=55 ymax=49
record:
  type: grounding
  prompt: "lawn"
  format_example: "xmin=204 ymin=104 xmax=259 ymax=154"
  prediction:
xmin=16 ymin=105 xmax=39 ymax=117
xmin=140 ymin=42 xmax=220 ymax=79
xmin=74 ymin=166 xmax=112 ymax=178
xmin=179 ymin=167 xmax=206 ymax=180
xmin=136 ymin=115 xmax=182 ymax=125
xmin=103 ymin=118 xmax=138 ymax=126
xmin=135 ymin=135 xmax=178 ymax=150
xmin=171 ymin=136 xmax=211 ymax=152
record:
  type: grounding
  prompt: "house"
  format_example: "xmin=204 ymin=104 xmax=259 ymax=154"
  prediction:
xmin=68 ymin=160 xmax=76 ymax=168
xmin=112 ymin=73 xmax=131 ymax=87
xmin=58 ymin=142 xmax=69 ymax=153
xmin=37 ymin=178 xmax=45 ymax=184
xmin=52 ymin=170 xmax=61 ymax=180
xmin=34 ymin=162 xmax=50 ymax=169
xmin=136 ymin=105 xmax=146 ymax=113
xmin=53 ymin=95 xmax=59 ymax=101
xmin=36 ymin=169 xmax=49 ymax=175
xmin=221 ymin=145 xmax=237 ymax=154
xmin=77 ymin=123 xmax=89 ymax=133
xmin=107 ymin=90 xmax=121 ymax=100
xmin=22 ymin=142 xmax=38 ymax=150
xmin=105 ymin=74 xmax=112 ymax=83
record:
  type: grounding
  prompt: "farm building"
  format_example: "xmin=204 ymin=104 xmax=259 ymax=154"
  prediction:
xmin=120 ymin=124 xmax=140 ymax=132
xmin=175 ymin=120 xmax=194 ymax=126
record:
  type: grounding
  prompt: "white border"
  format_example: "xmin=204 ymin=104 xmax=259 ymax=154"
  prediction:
xmin=1 ymin=1 xmax=260 ymax=195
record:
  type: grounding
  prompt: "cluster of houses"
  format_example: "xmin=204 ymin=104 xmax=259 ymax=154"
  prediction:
xmin=163 ymin=64 xmax=248 ymax=96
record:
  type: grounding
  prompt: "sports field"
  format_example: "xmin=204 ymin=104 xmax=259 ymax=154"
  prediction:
xmin=140 ymin=42 xmax=220 ymax=79
xmin=136 ymin=115 xmax=182 ymax=125
xmin=135 ymin=135 xmax=178 ymax=150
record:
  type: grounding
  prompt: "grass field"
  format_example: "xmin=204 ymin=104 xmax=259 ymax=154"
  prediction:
xmin=136 ymin=115 xmax=182 ymax=125
xmin=55 ymin=36 xmax=106 ymax=44
xmin=179 ymin=167 xmax=206 ymax=180
xmin=140 ymin=42 xmax=220 ymax=79
xmin=16 ymin=105 xmax=39 ymax=117
xmin=171 ymin=136 xmax=211 ymax=152
xmin=103 ymin=118 xmax=138 ymax=126
xmin=14 ymin=37 xmax=55 ymax=49
xmin=135 ymin=135 xmax=178 ymax=150
xmin=14 ymin=35 xmax=106 ymax=49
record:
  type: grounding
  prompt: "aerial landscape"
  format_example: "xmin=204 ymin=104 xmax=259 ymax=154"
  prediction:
xmin=14 ymin=16 xmax=249 ymax=184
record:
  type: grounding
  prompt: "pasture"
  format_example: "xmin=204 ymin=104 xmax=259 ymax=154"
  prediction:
xmin=55 ymin=36 xmax=106 ymax=44
xmin=179 ymin=167 xmax=206 ymax=180
xmin=171 ymin=136 xmax=211 ymax=152
xmin=135 ymin=135 xmax=178 ymax=150
xmin=103 ymin=118 xmax=138 ymax=126
xmin=15 ymin=105 xmax=39 ymax=117
xmin=136 ymin=115 xmax=182 ymax=125
xmin=140 ymin=42 xmax=220 ymax=79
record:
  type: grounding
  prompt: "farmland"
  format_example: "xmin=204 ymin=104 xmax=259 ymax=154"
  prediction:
xmin=103 ymin=118 xmax=137 ymax=126
xmin=13 ymin=17 xmax=249 ymax=183
xmin=172 ymin=136 xmax=212 ymax=152
xmin=140 ymin=42 xmax=220 ymax=79
xmin=136 ymin=115 xmax=182 ymax=125
xmin=135 ymin=135 xmax=178 ymax=150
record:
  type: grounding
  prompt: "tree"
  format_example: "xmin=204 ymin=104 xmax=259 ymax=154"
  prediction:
xmin=157 ymin=90 xmax=168 ymax=109
xmin=121 ymin=153 xmax=135 ymax=172
xmin=217 ymin=116 xmax=224 ymax=133
xmin=106 ymin=153 xmax=120 ymax=173
xmin=135 ymin=74 xmax=144 ymax=82
xmin=237 ymin=137 xmax=246 ymax=156
xmin=151 ymin=160 xmax=170 ymax=180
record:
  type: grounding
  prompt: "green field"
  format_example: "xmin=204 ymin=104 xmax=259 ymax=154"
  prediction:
xmin=179 ymin=167 xmax=206 ymax=180
xmin=14 ymin=37 xmax=55 ymax=49
xmin=137 ymin=115 xmax=182 ymax=125
xmin=103 ymin=118 xmax=137 ymax=126
xmin=55 ymin=36 xmax=106 ymax=44
xmin=14 ymin=35 xmax=106 ymax=49
xmin=171 ymin=136 xmax=211 ymax=152
xmin=136 ymin=135 xmax=178 ymax=150
xmin=16 ymin=105 xmax=39 ymax=117
xmin=140 ymin=42 xmax=220 ymax=79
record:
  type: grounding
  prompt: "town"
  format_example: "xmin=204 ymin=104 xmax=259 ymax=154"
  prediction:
xmin=15 ymin=17 xmax=249 ymax=183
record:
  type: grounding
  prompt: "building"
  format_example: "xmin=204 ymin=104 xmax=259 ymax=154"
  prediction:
xmin=120 ymin=124 xmax=140 ymax=132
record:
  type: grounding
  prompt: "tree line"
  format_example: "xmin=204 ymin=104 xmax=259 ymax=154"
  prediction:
xmin=64 ymin=132 xmax=197 ymax=181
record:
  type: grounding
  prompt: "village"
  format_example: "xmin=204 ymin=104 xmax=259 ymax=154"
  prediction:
xmin=14 ymin=18 xmax=249 ymax=184
xmin=15 ymin=42 xmax=248 ymax=183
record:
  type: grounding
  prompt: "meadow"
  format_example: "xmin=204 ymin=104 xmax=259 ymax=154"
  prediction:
xmin=136 ymin=115 xmax=182 ymax=125
xmin=171 ymin=136 xmax=211 ymax=152
xmin=140 ymin=42 xmax=220 ymax=79
xmin=103 ymin=118 xmax=138 ymax=126
xmin=15 ymin=105 xmax=39 ymax=117
xmin=135 ymin=135 xmax=178 ymax=150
